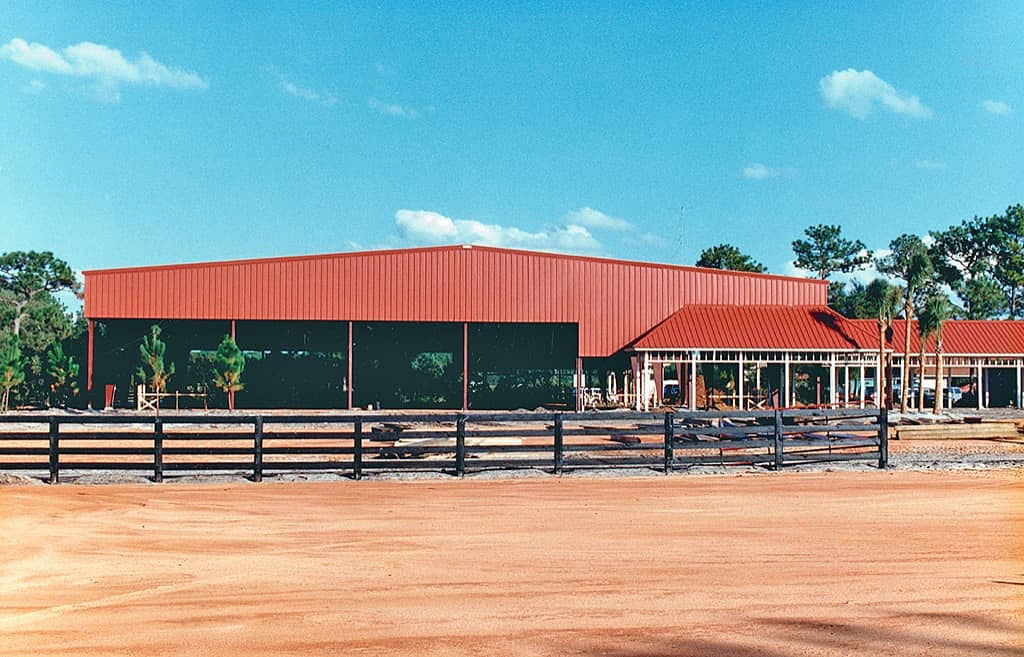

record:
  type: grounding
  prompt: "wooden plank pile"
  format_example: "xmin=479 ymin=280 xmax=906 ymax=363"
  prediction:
xmin=896 ymin=421 xmax=1021 ymax=441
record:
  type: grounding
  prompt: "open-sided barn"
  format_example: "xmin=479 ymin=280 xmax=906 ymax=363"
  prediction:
xmin=83 ymin=245 xmax=1024 ymax=411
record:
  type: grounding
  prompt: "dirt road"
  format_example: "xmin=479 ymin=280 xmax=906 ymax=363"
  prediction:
xmin=2 ymin=470 xmax=1022 ymax=656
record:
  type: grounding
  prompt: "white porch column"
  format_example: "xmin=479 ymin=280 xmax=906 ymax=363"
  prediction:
xmin=829 ymin=357 xmax=837 ymax=407
xmin=783 ymin=354 xmax=791 ymax=408
xmin=977 ymin=362 xmax=984 ymax=410
xmin=858 ymin=364 xmax=866 ymax=409
xmin=876 ymin=358 xmax=883 ymax=409
xmin=690 ymin=351 xmax=698 ymax=411
xmin=633 ymin=357 xmax=641 ymax=411
xmin=737 ymin=354 xmax=745 ymax=410
xmin=1017 ymin=360 xmax=1022 ymax=408
xmin=642 ymin=352 xmax=650 ymax=412
xmin=755 ymin=365 xmax=761 ymax=405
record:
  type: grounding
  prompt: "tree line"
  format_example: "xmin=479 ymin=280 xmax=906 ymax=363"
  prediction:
xmin=696 ymin=203 xmax=1024 ymax=321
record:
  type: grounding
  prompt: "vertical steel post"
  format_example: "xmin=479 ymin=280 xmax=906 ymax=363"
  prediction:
xmin=347 ymin=321 xmax=354 ymax=410
xmin=153 ymin=417 xmax=163 ymax=483
xmin=253 ymin=416 xmax=263 ymax=482
xmin=462 ymin=322 xmax=469 ymax=411
xmin=86 ymin=319 xmax=94 ymax=408
xmin=48 ymin=416 xmax=59 ymax=485
xmin=455 ymin=414 xmax=466 ymax=477
xmin=878 ymin=407 xmax=889 ymax=469
xmin=663 ymin=411 xmax=674 ymax=474
xmin=353 ymin=418 xmax=362 ymax=480
xmin=773 ymin=410 xmax=783 ymax=471
xmin=554 ymin=414 xmax=564 ymax=475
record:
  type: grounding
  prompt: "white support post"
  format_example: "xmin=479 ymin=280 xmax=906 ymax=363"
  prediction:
xmin=783 ymin=354 xmax=791 ymax=408
xmin=755 ymin=365 xmax=761 ymax=404
xmin=641 ymin=352 xmax=650 ymax=412
xmin=1017 ymin=360 xmax=1022 ymax=409
xmin=829 ymin=357 xmax=837 ymax=408
xmin=859 ymin=364 xmax=866 ymax=409
xmin=977 ymin=363 xmax=984 ymax=410
xmin=876 ymin=357 xmax=883 ymax=409
xmin=690 ymin=351 xmax=698 ymax=411
xmin=737 ymin=355 xmax=745 ymax=410
xmin=842 ymin=364 xmax=849 ymax=409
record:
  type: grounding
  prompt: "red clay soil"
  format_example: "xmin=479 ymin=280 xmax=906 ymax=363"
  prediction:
xmin=2 ymin=470 xmax=1022 ymax=657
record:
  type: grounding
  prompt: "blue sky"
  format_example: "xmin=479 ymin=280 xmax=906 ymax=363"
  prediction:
xmin=1 ymin=2 xmax=1021 ymax=286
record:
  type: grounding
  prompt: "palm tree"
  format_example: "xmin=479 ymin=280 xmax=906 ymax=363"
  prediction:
xmin=923 ymin=295 xmax=952 ymax=414
xmin=899 ymin=252 xmax=932 ymax=412
xmin=867 ymin=280 xmax=901 ymax=409
xmin=917 ymin=304 xmax=939 ymax=411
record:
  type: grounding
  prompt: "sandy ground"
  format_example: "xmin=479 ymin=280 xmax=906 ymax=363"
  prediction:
xmin=2 ymin=470 xmax=1023 ymax=656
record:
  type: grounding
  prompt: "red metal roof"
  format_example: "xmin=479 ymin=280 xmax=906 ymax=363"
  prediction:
xmin=632 ymin=305 xmax=877 ymax=351
xmin=851 ymin=319 xmax=1024 ymax=356
xmin=83 ymin=245 xmax=827 ymax=357
xmin=633 ymin=306 xmax=1024 ymax=355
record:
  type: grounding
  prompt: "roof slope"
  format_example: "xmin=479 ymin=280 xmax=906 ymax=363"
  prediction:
xmin=632 ymin=305 xmax=876 ymax=350
xmin=83 ymin=245 xmax=827 ymax=357
xmin=633 ymin=305 xmax=1024 ymax=355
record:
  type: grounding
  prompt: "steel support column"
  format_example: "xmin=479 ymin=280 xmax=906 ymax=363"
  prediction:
xmin=859 ymin=364 xmax=866 ymax=409
xmin=87 ymin=319 xmax=94 ymax=407
xmin=575 ymin=357 xmax=583 ymax=412
xmin=462 ymin=322 xmax=469 ymax=411
xmin=347 ymin=321 xmax=353 ymax=410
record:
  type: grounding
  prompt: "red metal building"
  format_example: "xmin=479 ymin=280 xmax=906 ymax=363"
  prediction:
xmin=83 ymin=245 xmax=1023 ymax=411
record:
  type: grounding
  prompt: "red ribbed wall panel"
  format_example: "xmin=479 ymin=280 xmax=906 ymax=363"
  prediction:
xmin=83 ymin=245 xmax=828 ymax=357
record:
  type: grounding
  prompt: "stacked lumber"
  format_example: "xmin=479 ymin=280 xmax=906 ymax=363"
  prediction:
xmin=896 ymin=421 xmax=1021 ymax=441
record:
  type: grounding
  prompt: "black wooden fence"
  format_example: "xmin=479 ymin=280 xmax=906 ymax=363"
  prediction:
xmin=0 ymin=408 xmax=887 ymax=483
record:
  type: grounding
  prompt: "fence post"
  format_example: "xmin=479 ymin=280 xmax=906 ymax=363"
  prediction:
xmin=773 ymin=410 xmax=783 ymax=471
xmin=878 ymin=407 xmax=888 ymax=469
xmin=353 ymin=418 xmax=363 ymax=481
xmin=663 ymin=411 xmax=674 ymax=474
xmin=253 ymin=416 xmax=263 ymax=482
xmin=554 ymin=414 xmax=564 ymax=475
xmin=455 ymin=414 xmax=466 ymax=477
xmin=153 ymin=417 xmax=163 ymax=483
xmin=48 ymin=416 xmax=59 ymax=485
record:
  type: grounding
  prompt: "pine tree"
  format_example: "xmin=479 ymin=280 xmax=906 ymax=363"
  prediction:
xmin=212 ymin=334 xmax=245 ymax=411
xmin=137 ymin=325 xmax=175 ymax=414
xmin=46 ymin=342 xmax=80 ymax=408
xmin=0 ymin=334 xmax=26 ymax=412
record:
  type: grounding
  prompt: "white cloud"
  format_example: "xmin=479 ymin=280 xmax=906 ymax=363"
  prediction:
xmin=819 ymin=69 xmax=933 ymax=119
xmin=915 ymin=159 xmax=946 ymax=170
xmin=742 ymin=163 xmax=780 ymax=180
xmin=981 ymin=99 xmax=1012 ymax=115
xmin=369 ymin=97 xmax=420 ymax=119
xmin=565 ymin=206 xmax=633 ymax=231
xmin=24 ymin=79 xmax=45 ymax=94
xmin=394 ymin=209 xmax=603 ymax=254
xmin=0 ymin=37 xmax=207 ymax=102
xmin=278 ymin=76 xmax=337 ymax=106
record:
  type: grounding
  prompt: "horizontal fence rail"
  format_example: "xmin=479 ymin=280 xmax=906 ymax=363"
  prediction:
xmin=0 ymin=409 xmax=887 ymax=483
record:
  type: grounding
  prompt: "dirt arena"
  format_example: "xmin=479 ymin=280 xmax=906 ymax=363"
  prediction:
xmin=2 ymin=470 xmax=1022 ymax=656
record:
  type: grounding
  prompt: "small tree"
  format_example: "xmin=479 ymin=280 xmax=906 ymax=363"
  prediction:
xmin=696 ymin=244 xmax=767 ymax=273
xmin=46 ymin=342 xmax=79 ymax=408
xmin=137 ymin=325 xmax=175 ymax=414
xmin=0 ymin=334 xmax=26 ymax=412
xmin=212 ymin=335 xmax=245 ymax=411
